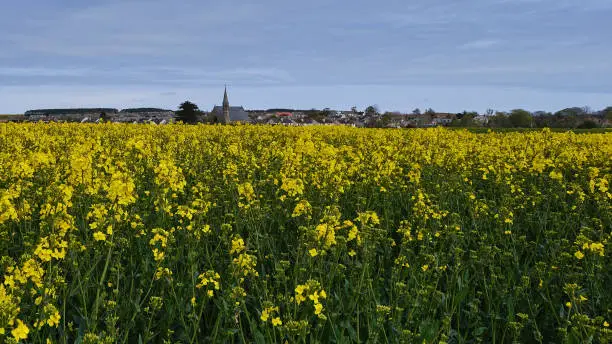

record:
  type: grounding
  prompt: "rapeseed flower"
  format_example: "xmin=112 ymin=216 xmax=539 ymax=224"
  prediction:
xmin=11 ymin=319 xmax=29 ymax=341
xmin=93 ymin=231 xmax=106 ymax=241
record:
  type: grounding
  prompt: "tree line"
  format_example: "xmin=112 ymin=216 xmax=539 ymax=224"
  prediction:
xmin=451 ymin=107 xmax=612 ymax=129
xmin=367 ymin=105 xmax=612 ymax=128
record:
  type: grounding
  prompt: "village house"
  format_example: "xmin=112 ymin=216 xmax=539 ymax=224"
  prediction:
xmin=24 ymin=108 xmax=119 ymax=122
xmin=431 ymin=113 xmax=456 ymax=126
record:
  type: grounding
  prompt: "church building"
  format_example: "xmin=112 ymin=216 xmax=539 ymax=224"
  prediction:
xmin=211 ymin=87 xmax=250 ymax=123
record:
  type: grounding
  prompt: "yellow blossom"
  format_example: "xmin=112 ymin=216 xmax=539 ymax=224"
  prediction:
xmin=230 ymin=237 xmax=246 ymax=255
xmin=261 ymin=309 xmax=270 ymax=322
xmin=93 ymin=231 xmax=107 ymax=241
xmin=47 ymin=311 xmax=61 ymax=327
xmin=11 ymin=319 xmax=29 ymax=341
xmin=152 ymin=248 xmax=165 ymax=262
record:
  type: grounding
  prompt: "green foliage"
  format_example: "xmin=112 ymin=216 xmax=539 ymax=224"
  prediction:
xmin=451 ymin=111 xmax=479 ymax=127
xmin=424 ymin=108 xmax=436 ymax=116
xmin=487 ymin=112 xmax=510 ymax=128
xmin=120 ymin=108 xmax=173 ymax=113
xmin=603 ymin=107 xmax=612 ymax=122
xmin=175 ymin=101 xmax=201 ymax=124
xmin=555 ymin=107 xmax=588 ymax=117
xmin=365 ymin=105 xmax=379 ymax=117
xmin=509 ymin=109 xmax=533 ymax=127
xmin=578 ymin=120 xmax=600 ymax=129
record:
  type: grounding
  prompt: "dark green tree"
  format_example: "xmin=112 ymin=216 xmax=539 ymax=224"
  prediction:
xmin=555 ymin=107 xmax=586 ymax=117
xmin=578 ymin=120 xmax=599 ymax=129
xmin=365 ymin=105 xmax=379 ymax=117
xmin=175 ymin=101 xmax=200 ymax=124
xmin=488 ymin=112 xmax=511 ymax=128
xmin=509 ymin=109 xmax=533 ymax=127
xmin=424 ymin=108 xmax=436 ymax=116
xmin=450 ymin=111 xmax=478 ymax=127
xmin=602 ymin=106 xmax=612 ymax=122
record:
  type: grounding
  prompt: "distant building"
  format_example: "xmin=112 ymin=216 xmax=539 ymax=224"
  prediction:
xmin=280 ymin=117 xmax=297 ymax=125
xmin=473 ymin=115 xmax=490 ymax=125
xmin=431 ymin=113 xmax=456 ymax=126
xmin=211 ymin=87 xmax=250 ymax=123
xmin=115 ymin=108 xmax=174 ymax=123
xmin=25 ymin=108 xmax=118 ymax=121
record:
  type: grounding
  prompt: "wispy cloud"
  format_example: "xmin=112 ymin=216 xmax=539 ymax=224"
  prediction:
xmin=0 ymin=65 xmax=294 ymax=86
xmin=459 ymin=39 xmax=500 ymax=50
xmin=0 ymin=67 xmax=95 ymax=77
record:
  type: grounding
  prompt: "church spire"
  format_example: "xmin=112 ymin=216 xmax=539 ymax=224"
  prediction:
xmin=223 ymin=85 xmax=229 ymax=107
xmin=222 ymin=85 xmax=230 ymax=123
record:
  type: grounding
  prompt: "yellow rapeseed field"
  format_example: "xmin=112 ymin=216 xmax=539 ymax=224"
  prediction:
xmin=0 ymin=123 xmax=610 ymax=343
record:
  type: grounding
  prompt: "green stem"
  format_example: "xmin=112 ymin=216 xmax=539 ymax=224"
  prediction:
xmin=91 ymin=241 xmax=113 ymax=330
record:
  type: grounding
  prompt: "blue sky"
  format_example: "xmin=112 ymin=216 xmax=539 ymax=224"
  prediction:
xmin=0 ymin=0 xmax=611 ymax=113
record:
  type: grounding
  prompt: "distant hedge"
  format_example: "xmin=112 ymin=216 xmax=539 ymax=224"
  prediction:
xmin=119 ymin=108 xmax=173 ymax=113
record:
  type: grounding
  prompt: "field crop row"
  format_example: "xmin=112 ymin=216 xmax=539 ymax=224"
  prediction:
xmin=0 ymin=124 xmax=610 ymax=343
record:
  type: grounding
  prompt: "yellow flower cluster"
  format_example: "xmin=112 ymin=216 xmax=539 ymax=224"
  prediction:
xmin=237 ymin=182 xmax=257 ymax=209
xmin=229 ymin=235 xmax=258 ymax=278
xmin=582 ymin=242 xmax=605 ymax=256
xmin=292 ymin=199 xmax=312 ymax=218
xmin=0 ymin=285 xmax=21 ymax=337
xmin=34 ymin=236 xmax=67 ymax=262
xmin=196 ymin=270 xmax=221 ymax=297
xmin=295 ymin=280 xmax=327 ymax=319
xmin=230 ymin=236 xmax=246 ymax=255
xmin=280 ymin=177 xmax=305 ymax=198
xmin=261 ymin=305 xmax=282 ymax=326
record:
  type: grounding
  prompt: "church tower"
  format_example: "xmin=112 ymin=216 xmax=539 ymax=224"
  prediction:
xmin=223 ymin=86 xmax=230 ymax=123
